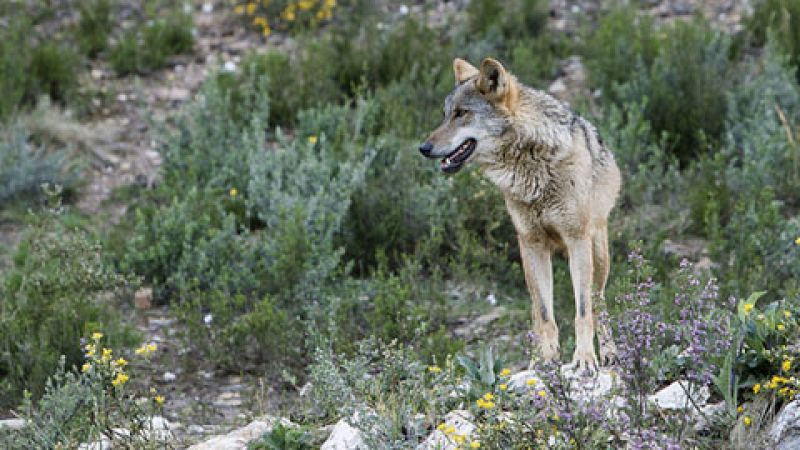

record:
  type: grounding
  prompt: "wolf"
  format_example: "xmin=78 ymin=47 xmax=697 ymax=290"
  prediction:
xmin=419 ymin=58 xmax=621 ymax=372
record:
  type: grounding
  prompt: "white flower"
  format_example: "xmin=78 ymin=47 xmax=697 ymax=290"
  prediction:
xmin=223 ymin=61 xmax=237 ymax=73
xmin=204 ymin=314 xmax=213 ymax=325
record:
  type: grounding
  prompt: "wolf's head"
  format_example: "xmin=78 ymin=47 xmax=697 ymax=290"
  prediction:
xmin=419 ymin=58 xmax=518 ymax=174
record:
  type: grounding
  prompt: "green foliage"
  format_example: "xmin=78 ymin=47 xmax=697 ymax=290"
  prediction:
xmin=0 ymin=15 xmax=81 ymax=120
xmin=249 ymin=424 xmax=315 ymax=450
xmin=110 ymin=9 xmax=193 ymax=75
xmin=0 ymin=128 xmax=79 ymax=207
xmin=466 ymin=0 xmax=548 ymax=41
xmin=0 ymin=16 xmax=31 ymax=120
xmin=27 ymin=41 xmax=81 ymax=106
xmin=455 ymin=346 xmax=505 ymax=401
xmin=0 ymin=340 xmax=167 ymax=449
xmin=75 ymin=0 xmax=112 ymax=58
xmin=747 ymin=0 xmax=800 ymax=81
xmin=0 ymin=214 xmax=136 ymax=407
xmin=586 ymin=11 xmax=734 ymax=162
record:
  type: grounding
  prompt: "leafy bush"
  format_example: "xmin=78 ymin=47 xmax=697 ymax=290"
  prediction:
xmin=466 ymin=0 xmax=548 ymax=41
xmin=27 ymin=41 xmax=81 ymax=106
xmin=0 ymin=215 xmax=137 ymax=407
xmin=0 ymin=336 xmax=167 ymax=449
xmin=75 ymin=0 xmax=113 ymax=58
xmin=110 ymin=9 xmax=193 ymax=75
xmin=747 ymin=0 xmax=800 ymax=81
xmin=250 ymin=424 xmax=316 ymax=450
xmin=0 ymin=128 xmax=78 ymax=207
xmin=0 ymin=16 xmax=32 ymax=120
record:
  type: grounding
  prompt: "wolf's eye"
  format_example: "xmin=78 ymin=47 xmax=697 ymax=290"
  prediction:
xmin=454 ymin=108 xmax=466 ymax=118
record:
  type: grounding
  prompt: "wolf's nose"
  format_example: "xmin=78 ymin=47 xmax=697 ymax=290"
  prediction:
xmin=419 ymin=142 xmax=433 ymax=156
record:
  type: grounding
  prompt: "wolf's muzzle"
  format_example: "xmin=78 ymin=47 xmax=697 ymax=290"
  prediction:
xmin=419 ymin=142 xmax=434 ymax=157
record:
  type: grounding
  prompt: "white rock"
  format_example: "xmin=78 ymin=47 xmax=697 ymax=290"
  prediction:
xmin=187 ymin=424 xmax=205 ymax=435
xmin=223 ymin=61 xmax=237 ymax=73
xmin=418 ymin=410 xmax=475 ymax=450
xmin=0 ymin=418 xmax=26 ymax=430
xmin=144 ymin=416 xmax=172 ymax=441
xmin=78 ymin=437 xmax=112 ymax=450
xmin=163 ymin=371 xmax=177 ymax=382
xmin=486 ymin=293 xmax=497 ymax=306
xmin=770 ymin=400 xmax=800 ymax=450
xmin=321 ymin=419 xmax=367 ymax=450
xmin=693 ymin=402 xmax=727 ymax=432
xmin=189 ymin=417 xmax=292 ymax=450
xmin=202 ymin=2 xmax=213 ymax=13
xmin=508 ymin=370 xmax=545 ymax=394
xmin=649 ymin=380 xmax=709 ymax=410
xmin=560 ymin=365 xmax=618 ymax=403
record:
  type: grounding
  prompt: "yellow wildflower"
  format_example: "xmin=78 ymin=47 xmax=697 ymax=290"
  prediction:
xmin=470 ymin=441 xmax=481 ymax=449
xmin=253 ymin=16 xmax=268 ymax=28
xmin=234 ymin=4 xmax=245 ymax=14
xmin=91 ymin=332 xmax=104 ymax=341
xmin=743 ymin=303 xmax=754 ymax=314
xmin=445 ymin=425 xmax=455 ymax=434
xmin=147 ymin=343 xmax=157 ymax=352
xmin=229 ymin=187 xmax=238 ymax=197
xmin=154 ymin=395 xmax=165 ymax=405
xmin=778 ymin=324 xmax=786 ymax=331
xmin=115 ymin=357 xmax=128 ymax=367
xmin=743 ymin=416 xmax=752 ymax=426
xmin=101 ymin=348 xmax=113 ymax=362
xmin=316 ymin=7 xmax=332 ymax=20
xmin=262 ymin=25 xmax=271 ymax=36
xmin=437 ymin=423 xmax=446 ymax=431
xmin=783 ymin=360 xmax=791 ymax=372
xmin=526 ymin=378 xmax=537 ymax=386
xmin=483 ymin=392 xmax=494 ymax=401
xmin=753 ymin=383 xmax=761 ymax=394
xmin=111 ymin=373 xmax=129 ymax=387
xmin=427 ymin=365 xmax=442 ymax=373
xmin=795 ymin=237 xmax=800 ymax=245
xmin=785 ymin=310 xmax=792 ymax=319
xmin=135 ymin=345 xmax=146 ymax=356
xmin=454 ymin=434 xmax=465 ymax=444
xmin=246 ymin=2 xmax=257 ymax=14
xmin=308 ymin=135 xmax=318 ymax=145
xmin=282 ymin=4 xmax=296 ymax=21
xmin=737 ymin=405 xmax=744 ymax=414
xmin=499 ymin=383 xmax=508 ymax=391
xmin=537 ymin=390 xmax=547 ymax=398
xmin=325 ymin=0 xmax=335 ymax=7
xmin=81 ymin=363 xmax=91 ymax=373
xmin=298 ymin=0 xmax=314 ymax=10
xmin=85 ymin=343 xmax=96 ymax=357
xmin=500 ymin=368 xmax=511 ymax=377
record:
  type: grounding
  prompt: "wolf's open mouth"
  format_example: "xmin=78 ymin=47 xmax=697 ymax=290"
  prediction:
xmin=440 ymin=138 xmax=476 ymax=173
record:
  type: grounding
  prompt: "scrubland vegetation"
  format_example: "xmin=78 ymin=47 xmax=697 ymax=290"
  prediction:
xmin=1 ymin=0 xmax=800 ymax=448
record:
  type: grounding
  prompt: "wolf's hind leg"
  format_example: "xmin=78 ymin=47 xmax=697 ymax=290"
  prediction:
xmin=519 ymin=240 xmax=559 ymax=362
xmin=592 ymin=226 xmax=617 ymax=366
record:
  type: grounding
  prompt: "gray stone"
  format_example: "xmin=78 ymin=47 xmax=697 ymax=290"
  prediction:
xmin=188 ymin=417 xmax=292 ymax=450
xmin=649 ymin=380 xmax=710 ymax=410
xmin=418 ymin=410 xmax=475 ymax=450
xmin=321 ymin=419 xmax=367 ymax=450
xmin=0 ymin=418 xmax=26 ymax=430
xmin=770 ymin=400 xmax=800 ymax=450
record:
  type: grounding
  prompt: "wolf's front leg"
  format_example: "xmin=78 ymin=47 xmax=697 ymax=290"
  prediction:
xmin=565 ymin=236 xmax=598 ymax=375
xmin=519 ymin=241 xmax=559 ymax=361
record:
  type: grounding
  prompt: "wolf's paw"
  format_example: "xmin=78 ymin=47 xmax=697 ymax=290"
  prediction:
xmin=598 ymin=340 xmax=618 ymax=367
xmin=539 ymin=340 xmax=560 ymax=361
xmin=566 ymin=349 xmax=598 ymax=377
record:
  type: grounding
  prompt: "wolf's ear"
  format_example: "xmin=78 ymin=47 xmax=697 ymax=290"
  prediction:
xmin=477 ymin=58 xmax=511 ymax=102
xmin=453 ymin=58 xmax=479 ymax=85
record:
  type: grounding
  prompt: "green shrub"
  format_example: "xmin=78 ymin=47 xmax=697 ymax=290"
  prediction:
xmin=27 ymin=41 xmax=81 ymax=106
xmin=250 ymin=424 xmax=316 ymax=450
xmin=76 ymin=0 xmax=113 ymax=58
xmin=583 ymin=7 xmax=660 ymax=102
xmin=747 ymin=0 xmax=800 ymax=81
xmin=0 ymin=127 xmax=79 ymax=208
xmin=466 ymin=0 xmax=548 ymax=41
xmin=0 ymin=215 xmax=137 ymax=407
xmin=0 ymin=16 xmax=31 ymax=120
xmin=0 ymin=338 xmax=167 ymax=449
xmin=110 ymin=9 xmax=193 ymax=75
